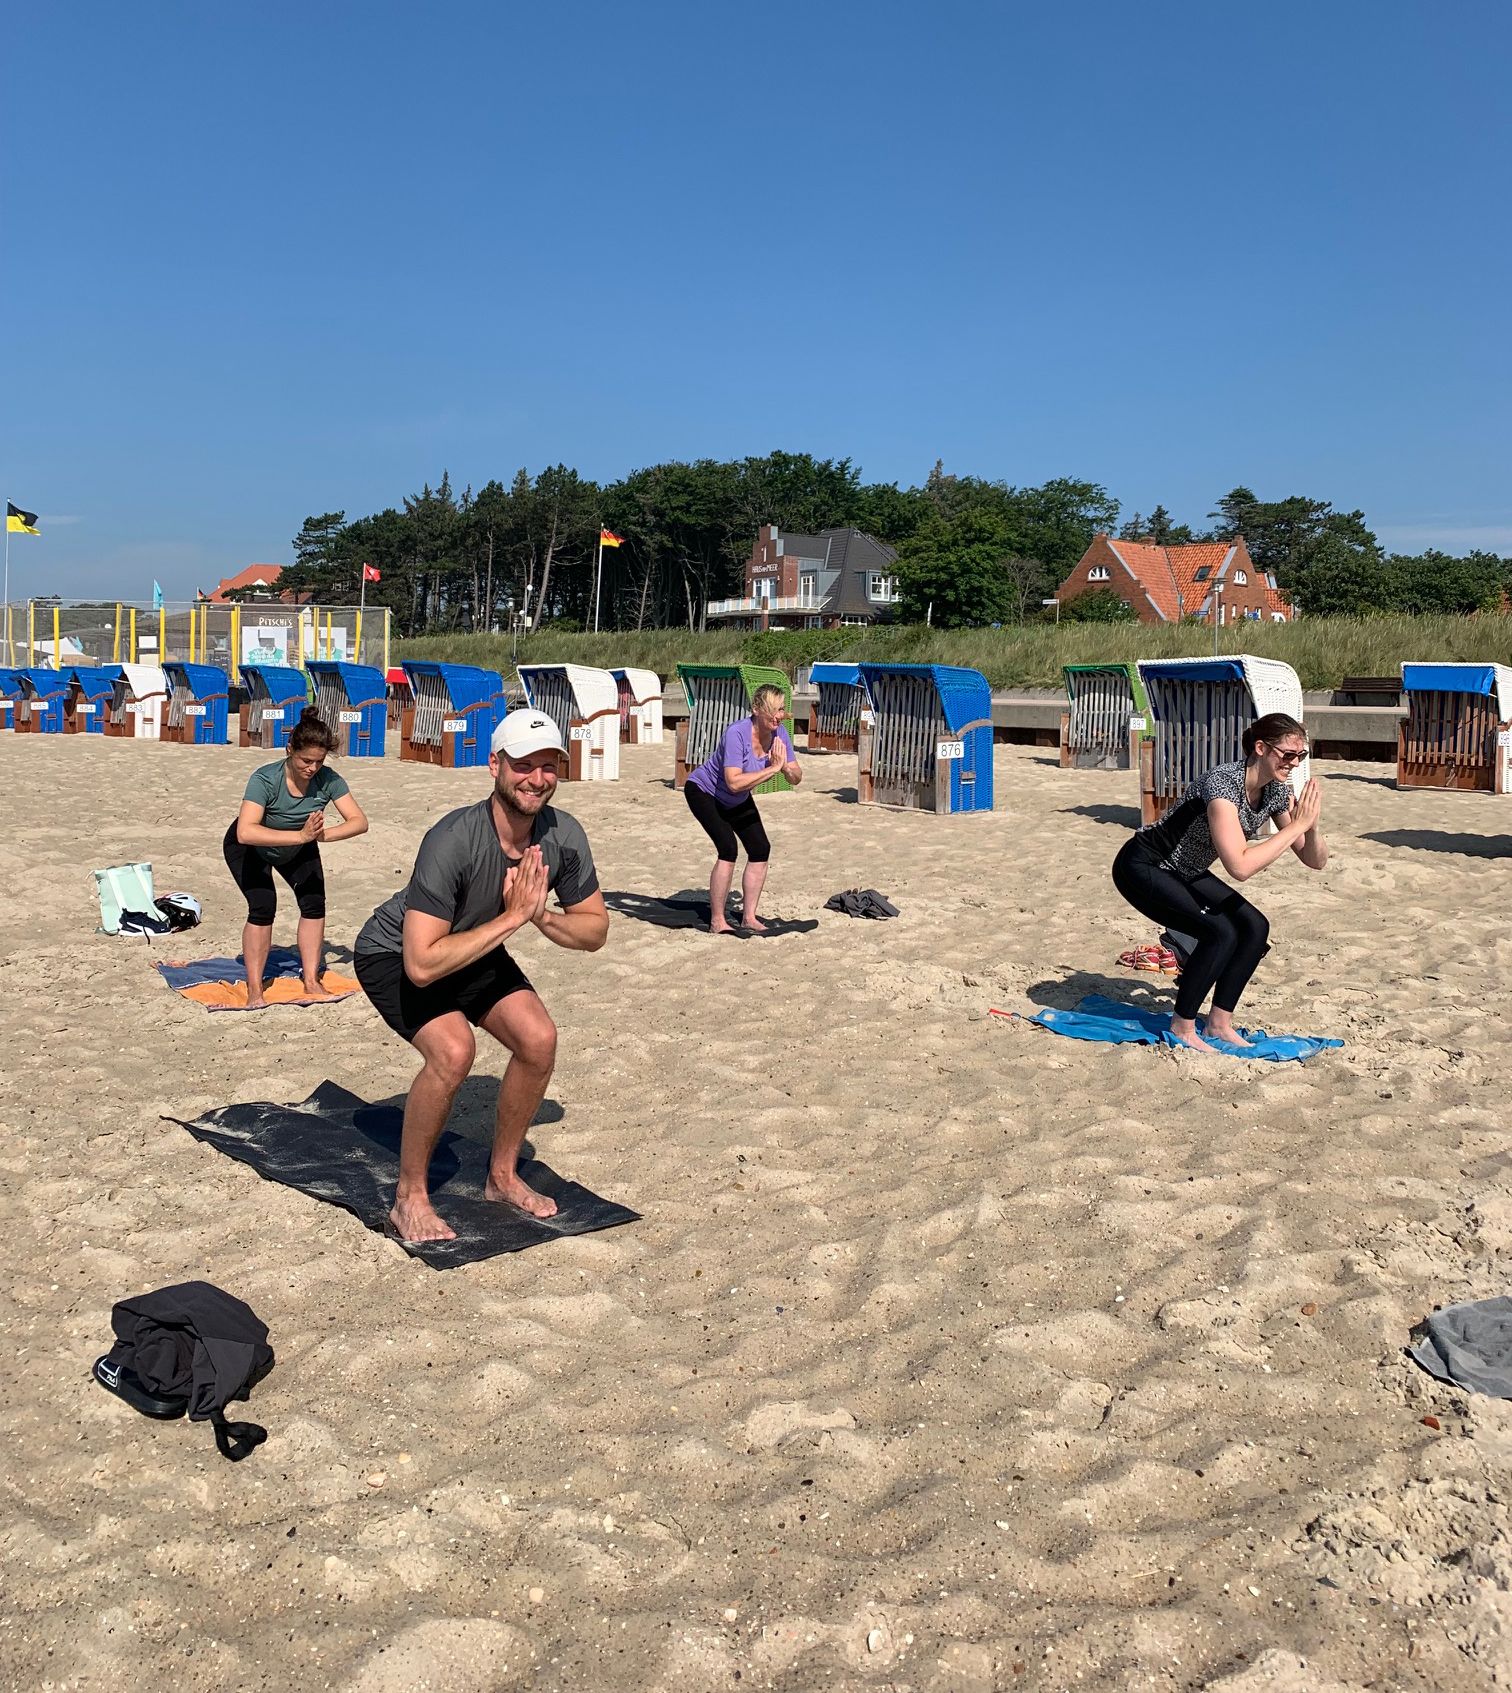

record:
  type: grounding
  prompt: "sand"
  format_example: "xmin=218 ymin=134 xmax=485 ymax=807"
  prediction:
xmin=2 ymin=731 xmax=1511 ymax=1692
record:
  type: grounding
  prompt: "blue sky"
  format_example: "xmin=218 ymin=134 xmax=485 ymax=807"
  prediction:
xmin=4 ymin=1 xmax=1509 ymax=601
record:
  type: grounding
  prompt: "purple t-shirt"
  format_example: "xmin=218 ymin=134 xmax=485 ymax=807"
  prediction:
xmin=687 ymin=718 xmax=795 ymax=808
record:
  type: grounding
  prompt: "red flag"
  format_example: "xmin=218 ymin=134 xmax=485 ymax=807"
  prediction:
xmin=362 ymin=564 xmax=381 ymax=583
xmin=599 ymin=528 xmax=624 ymax=548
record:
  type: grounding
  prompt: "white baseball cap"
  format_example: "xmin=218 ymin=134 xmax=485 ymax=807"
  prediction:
xmin=491 ymin=707 xmax=565 ymax=759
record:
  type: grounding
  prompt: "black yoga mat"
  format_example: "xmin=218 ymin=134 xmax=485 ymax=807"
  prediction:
xmin=167 ymin=1081 xmax=639 ymax=1270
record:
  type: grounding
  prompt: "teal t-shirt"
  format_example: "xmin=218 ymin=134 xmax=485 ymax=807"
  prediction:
xmin=242 ymin=760 xmax=350 ymax=863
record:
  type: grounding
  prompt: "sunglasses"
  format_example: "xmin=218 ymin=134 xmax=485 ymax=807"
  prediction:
xmin=1270 ymin=747 xmax=1308 ymax=767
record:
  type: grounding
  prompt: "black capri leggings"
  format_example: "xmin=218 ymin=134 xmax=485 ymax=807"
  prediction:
xmin=1112 ymin=838 xmax=1270 ymax=1021
xmin=223 ymin=821 xmax=327 ymax=927
xmin=685 ymin=783 xmax=770 ymax=864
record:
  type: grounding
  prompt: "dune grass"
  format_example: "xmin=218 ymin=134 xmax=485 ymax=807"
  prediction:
xmin=397 ymin=615 xmax=1512 ymax=692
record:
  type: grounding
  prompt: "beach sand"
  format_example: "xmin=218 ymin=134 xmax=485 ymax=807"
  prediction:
xmin=2 ymin=733 xmax=1510 ymax=1691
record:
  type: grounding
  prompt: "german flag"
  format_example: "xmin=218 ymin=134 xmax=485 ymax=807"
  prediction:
xmin=599 ymin=528 xmax=624 ymax=548
xmin=7 ymin=503 xmax=39 ymax=535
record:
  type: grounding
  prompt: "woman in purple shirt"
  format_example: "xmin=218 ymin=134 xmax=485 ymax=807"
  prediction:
xmin=684 ymin=683 xmax=802 ymax=934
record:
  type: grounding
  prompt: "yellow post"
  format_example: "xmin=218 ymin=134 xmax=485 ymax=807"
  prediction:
xmin=130 ymin=607 xmax=138 ymax=664
xmin=382 ymin=608 xmax=390 ymax=674
xmin=324 ymin=612 xmax=332 ymax=660
xmin=53 ymin=605 xmax=61 ymax=669
xmin=354 ymin=608 xmax=363 ymax=666
xmin=28 ymin=601 xmax=35 ymax=665
xmin=158 ymin=605 xmax=166 ymax=663
xmin=231 ymin=606 xmax=241 ymax=685
xmin=113 ymin=603 xmax=122 ymax=663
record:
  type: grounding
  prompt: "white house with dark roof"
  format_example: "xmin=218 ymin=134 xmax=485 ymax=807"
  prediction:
xmin=706 ymin=525 xmax=902 ymax=630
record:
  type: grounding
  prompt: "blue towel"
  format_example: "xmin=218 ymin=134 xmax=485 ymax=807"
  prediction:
xmin=156 ymin=947 xmax=312 ymax=991
xmin=1026 ymin=994 xmax=1342 ymax=1063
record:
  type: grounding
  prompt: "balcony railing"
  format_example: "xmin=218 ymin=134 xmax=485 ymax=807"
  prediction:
xmin=706 ymin=595 xmax=821 ymax=617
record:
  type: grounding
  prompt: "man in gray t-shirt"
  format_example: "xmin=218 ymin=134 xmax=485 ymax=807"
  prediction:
xmin=354 ymin=709 xmax=608 ymax=1244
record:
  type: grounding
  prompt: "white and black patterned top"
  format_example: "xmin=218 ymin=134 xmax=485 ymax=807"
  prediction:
xmin=1135 ymin=759 xmax=1292 ymax=879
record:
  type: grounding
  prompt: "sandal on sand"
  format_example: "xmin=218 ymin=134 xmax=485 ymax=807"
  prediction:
xmin=92 ymin=1354 xmax=188 ymax=1420
xmin=1117 ymin=944 xmax=1167 ymax=974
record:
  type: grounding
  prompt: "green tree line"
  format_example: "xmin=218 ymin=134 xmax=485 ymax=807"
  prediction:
xmin=274 ymin=456 xmax=1511 ymax=633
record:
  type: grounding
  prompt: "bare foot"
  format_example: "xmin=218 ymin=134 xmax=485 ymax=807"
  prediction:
xmin=484 ymin=1172 xmax=559 ymax=1219
xmin=709 ymin=921 xmax=738 ymax=936
xmin=389 ymin=1196 xmax=457 ymax=1242
xmin=1205 ymin=1021 xmax=1252 ymax=1047
xmin=741 ymin=914 xmax=770 ymax=933
xmin=1169 ymin=1021 xmax=1219 ymax=1053
xmin=245 ymin=995 xmax=268 ymax=1011
xmin=301 ymin=979 xmax=338 ymax=1000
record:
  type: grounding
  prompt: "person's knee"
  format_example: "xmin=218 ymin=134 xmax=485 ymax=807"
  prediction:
xmin=422 ymin=1027 xmax=476 ymax=1090
xmin=512 ymin=1007 xmax=558 ymax=1071
xmin=296 ymin=892 xmax=327 ymax=920
xmin=744 ymin=834 xmax=771 ymax=864
xmin=244 ymin=896 xmax=276 ymax=928
xmin=1239 ymin=906 xmax=1270 ymax=950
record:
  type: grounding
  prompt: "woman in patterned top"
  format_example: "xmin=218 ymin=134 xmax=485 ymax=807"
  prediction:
xmin=1112 ymin=712 xmax=1327 ymax=1051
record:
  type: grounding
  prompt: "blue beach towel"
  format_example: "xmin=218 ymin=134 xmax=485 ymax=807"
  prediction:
xmin=1025 ymin=994 xmax=1341 ymax=1063
xmin=155 ymin=947 xmax=360 ymax=1010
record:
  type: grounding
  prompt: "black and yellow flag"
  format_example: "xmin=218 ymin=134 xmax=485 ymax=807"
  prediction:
xmin=6 ymin=503 xmax=39 ymax=535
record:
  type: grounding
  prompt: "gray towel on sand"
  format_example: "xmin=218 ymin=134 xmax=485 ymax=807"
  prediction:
xmin=1410 ymin=1296 xmax=1512 ymax=1398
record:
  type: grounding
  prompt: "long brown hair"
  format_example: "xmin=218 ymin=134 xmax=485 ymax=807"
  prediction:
xmin=1243 ymin=713 xmax=1305 ymax=757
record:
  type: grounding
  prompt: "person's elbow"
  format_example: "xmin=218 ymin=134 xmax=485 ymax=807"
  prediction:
xmin=235 ymin=822 xmax=254 ymax=846
xmin=349 ymin=810 xmax=370 ymax=838
xmin=1220 ymin=853 xmax=1253 ymax=883
xmin=583 ymin=917 xmax=609 ymax=952
xmin=402 ymin=941 xmax=439 ymax=987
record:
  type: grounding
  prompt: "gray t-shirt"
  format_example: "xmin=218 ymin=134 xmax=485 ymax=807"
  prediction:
xmin=242 ymin=760 xmax=350 ymax=864
xmin=356 ymin=798 xmax=599 ymax=956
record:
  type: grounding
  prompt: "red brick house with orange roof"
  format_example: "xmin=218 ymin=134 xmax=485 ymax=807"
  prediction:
xmin=200 ymin=564 xmax=304 ymax=604
xmin=1054 ymin=534 xmax=1291 ymax=625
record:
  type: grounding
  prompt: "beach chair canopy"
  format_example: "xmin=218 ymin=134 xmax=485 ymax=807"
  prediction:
xmin=520 ymin=663 xmax=618 ymax=720
xmin=400 ymin=661 xmax=499 ymax=714
xmin=165 ymin=662 xmax=230 ymax=699
xmin=1402 ymin=663 xmax=1512 ymax=721
xmin=857 ymin=662 xmax=992 ymax=733
xmin=240 ymin=664 xmax=311 ymax=707
xmin=810 ymin=662 xmax=863 ymax=689
xmin=119 ymin=662 xmax=168 ymax=701
xmin=68 ymin=664 xmax=123 ymax=701
xmin=1062 ymin=662 xmax=1148 ymax=712
xmin=612 ymin=667 xmax=662 ymax=705
xmin=307 ymin=660 xmax=389 ymax=708
xmin=1137 ymin=654 xmax=1302 ymax=721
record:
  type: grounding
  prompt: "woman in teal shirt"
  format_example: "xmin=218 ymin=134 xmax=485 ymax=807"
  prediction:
xmin=223 ymin=707 xmax=369 ymax=1007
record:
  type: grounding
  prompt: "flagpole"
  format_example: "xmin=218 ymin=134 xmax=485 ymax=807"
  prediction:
xmin=3 ymin=514 xmax=11 ymax=665
xmin=592 ymin=536 xmax=603 ymax=634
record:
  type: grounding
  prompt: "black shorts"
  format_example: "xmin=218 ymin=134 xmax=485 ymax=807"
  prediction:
xmin=684 ymin=782 xmax=771 ymax=863
xmin=354 ymin=946 xmax=533 ymax=1044
xmin=223 ymin=821 xmax=326 ymax=925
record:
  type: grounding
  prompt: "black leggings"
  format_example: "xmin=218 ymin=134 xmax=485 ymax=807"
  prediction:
xmin=223 ymin=822 xmax=327 ymax=927
xmin=685 ymin=783 xmax=770 ymax=863
xmin=1112 ymin=839 xmax=1269 ymax=1020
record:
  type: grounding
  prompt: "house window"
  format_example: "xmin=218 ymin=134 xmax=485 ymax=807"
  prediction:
xmin=841 ymin=615 xmax=870 ymax=627
xmin=799 ymin=574 xmax=817 ymax=604
xmin=1233 ymin=570 xmax=1248 ymax=586
xmin=1088 ymin=565 xmax=1111 ymax=582
xmin=867 ymin=573 xmax=898 ymax=601
xmin=754 ymin=576 xmax=775 ymax=603
xmin=1193 ymin=566 xmax=1211 ymax=582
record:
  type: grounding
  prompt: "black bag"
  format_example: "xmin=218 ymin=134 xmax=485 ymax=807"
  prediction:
xmin=93 ymin=1281 xmax=274 ymax=1461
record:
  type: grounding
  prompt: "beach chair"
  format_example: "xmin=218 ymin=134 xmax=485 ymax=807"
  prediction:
xmin=518 ymin=663 xmax=620 ymax=780
xmin=1397 ymin=663 xmax=1512 ymax=794
xmin=807 ymin=663 xmax=866 ymax=753
xmin=856 ymin=664 xmax=995 ymax=813
xmin=106 ymin=663 xmax=168 ymax=739
xmin=612 ymin=668 xmax=664 ymax=744
xmin=399 ymin=661 xmax=499 ymax=768
xmin=163 ymin=662 xmax=232 ymax=746
xmin=674 ymin=664 xmax=795 ymax=793
xmin=238 ymin=664 xmax=310 ymax=751
xmin=0 ymin=667 xmax=22 ymax=731
xmin=1060 ymin=663 xmax=1149 ymax=770
xmin=306 ymin=661 xmax=389 ymax=757
xmin=16 ymin=668 xmax=69 ymax=734
xmin=1136 ymin=655 xmax=1306 ymax=823
xmin=64 ymin=665 xmax=122 ymax=734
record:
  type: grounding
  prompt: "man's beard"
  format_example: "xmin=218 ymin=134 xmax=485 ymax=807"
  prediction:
xmin=495 ymin=777 xmax=549 ymax=817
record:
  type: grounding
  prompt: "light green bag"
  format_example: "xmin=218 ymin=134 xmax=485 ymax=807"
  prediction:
xmin=95 ymin=863 xmax=156 ymax=935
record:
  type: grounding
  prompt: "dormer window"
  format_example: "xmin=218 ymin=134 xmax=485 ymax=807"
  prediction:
xmin=1088 ymin=565 xmax=1111 ymax=582
xmin=1193 ymin=566 xmax=1211 ymax=582
xmin=1233 ymin=569 xmax=1248 ymax=586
